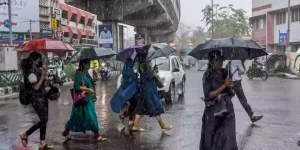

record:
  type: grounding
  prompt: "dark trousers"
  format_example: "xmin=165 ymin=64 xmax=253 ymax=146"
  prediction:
xmin=123 ymin=97 xmax=137 ymax=121
xmin=26 ymin=97 xmax=48 ymax=140
xmin=233 ymin=80 xmax=254 ymax=117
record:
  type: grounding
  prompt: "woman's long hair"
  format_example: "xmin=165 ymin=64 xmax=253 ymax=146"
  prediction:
xmin=20 ymin=52 xmax=42 ymax=73
xmin=77 ymin=59 xmax=90 ymax=71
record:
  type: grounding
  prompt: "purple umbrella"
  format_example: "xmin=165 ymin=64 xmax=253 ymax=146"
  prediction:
xmin=116 ymin=43 xmax=175 ymax=62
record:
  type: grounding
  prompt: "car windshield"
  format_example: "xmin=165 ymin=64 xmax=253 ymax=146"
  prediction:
xmin=151 ymin=57 xmax=170 ymax=71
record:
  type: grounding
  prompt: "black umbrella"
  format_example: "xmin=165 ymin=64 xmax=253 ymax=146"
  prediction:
xmin=69 ymin=47 xmax=116 ymax=63
xmin=189 ymin=37 xmax=268 ymax=60
xmin=116 ymin=43 xmax=176 ymax=62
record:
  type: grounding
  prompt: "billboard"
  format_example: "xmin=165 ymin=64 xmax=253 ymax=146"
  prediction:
xmin=279 ymin=30 xmax=287 ymax=46
xmin=0 ymin=0 xmax=40 ymax=32
xmin=98 ymin=24 xmax=113 ymax=48
xmin=0 ymin=32 xmax=25 ymax=41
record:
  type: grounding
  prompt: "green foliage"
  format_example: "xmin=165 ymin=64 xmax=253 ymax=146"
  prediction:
xmin=65 ymin=63 xmax=76 ymax=80
xmin=201 ymin=4 xmax=250 ymax=38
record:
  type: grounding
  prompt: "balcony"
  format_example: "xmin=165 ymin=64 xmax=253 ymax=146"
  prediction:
xmin=61 ymin=18 xmax=68 ymax=26
xmin=63 ymin=37 xmax=71 ymax=43
xmin=81 ymin=38 xmax=98 ymax=47
xmin=72 ymin=38 xmax=80 ymax=46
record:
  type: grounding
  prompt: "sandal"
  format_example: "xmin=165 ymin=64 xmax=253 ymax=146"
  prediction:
xmin=19 ymin=134 xmax=28 ymax=147
xmin=62 ymin=132 xmax=73 ymax=140
xmin=132 ymin=126 xmax=145 ymax=132
xmin=39 ymin=144 xmax=54 ymax=150
xmin=162 ymin=125 xmax=173 ymax=132
xmin=96 ymin=136 xmax=107 ymax=142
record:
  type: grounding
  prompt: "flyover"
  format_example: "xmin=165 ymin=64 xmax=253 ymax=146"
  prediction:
xmin=65 ymin=0 xmax=181 ymax=43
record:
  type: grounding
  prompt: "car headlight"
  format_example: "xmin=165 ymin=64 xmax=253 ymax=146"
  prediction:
xmin=101 ymin=63 xmax=105 ymax=67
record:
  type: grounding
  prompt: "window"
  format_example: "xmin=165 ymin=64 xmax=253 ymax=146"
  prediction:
xmin=292 ymin=7 xmax=300 ymax=22
xmin=79 ymin=17 xmax=85 ymax=24
xmin=63 ymin=32 xmax=68 ymax=37
xmin=87 ymin=19 xmax=93 ymax=26
xmin=255 ymin=18 xmax=265 ymax=29
xmin=276 ymin=11 xmax=286 ymax=25
xmin=151 ymin=57 xmax=170 ymax=71
xmin=171 ymin=58 xmax=176 ymax=70
xmin=72 ymin=34 xmax=77 ymax=39
xmin=175 ymin=58 xmax=181 ymax=68
xmin=62 ymin=10 xmax=68 ymax=19
xmin=70 ymin=14 xmax=77 ymax=22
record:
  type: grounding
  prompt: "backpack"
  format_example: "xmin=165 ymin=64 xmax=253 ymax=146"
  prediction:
xmin=19 ymin=75 xmax=32 ymax=105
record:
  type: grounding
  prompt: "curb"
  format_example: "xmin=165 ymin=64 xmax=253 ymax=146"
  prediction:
xmin=0 ymin=71 xmax=120 ymax=98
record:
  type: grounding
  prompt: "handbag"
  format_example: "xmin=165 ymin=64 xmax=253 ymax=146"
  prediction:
xmin=154 ymin=75 xmax=164 ymax=88
xmin=70 ymin=73 xmax=88 ymax=107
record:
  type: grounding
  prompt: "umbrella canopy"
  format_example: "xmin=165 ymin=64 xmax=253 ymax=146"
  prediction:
xmin=14 ymin=38 xmax=75 ymax=52
xmin=189 ymin=38 xmax=268 ymax=60
xmin=116 ymin=43 xmax=176 ymax=62
xmin=69 ymin=47 xmax=116 ymax=63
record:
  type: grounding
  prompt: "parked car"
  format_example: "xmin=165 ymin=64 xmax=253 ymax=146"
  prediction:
xmin=117 ymin=56 xmax=186 ymax=104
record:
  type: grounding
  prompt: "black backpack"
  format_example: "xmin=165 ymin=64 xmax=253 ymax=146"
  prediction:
xmin=19 ymin=75 xmax=32 ymax=105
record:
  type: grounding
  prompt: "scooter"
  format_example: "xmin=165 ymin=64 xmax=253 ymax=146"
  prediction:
xmin=100 ymin=62 xmax=111 ymax=81
xmin=47 ymin=64 xmax=66 ymax=86
xmin=247 ymin=65 xmax=268 ymax=80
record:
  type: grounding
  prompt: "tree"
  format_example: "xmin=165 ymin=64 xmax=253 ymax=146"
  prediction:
xmin=190 ymin=26 xmax=207 ymax=47
xmin=201 ymin=4 xmax=250 ymax=38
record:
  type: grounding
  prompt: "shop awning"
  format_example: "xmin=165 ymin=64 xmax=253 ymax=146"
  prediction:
xmin=68 ymin=27 xmax=78 ymax=34
xmin=85 ymin=31 xmax=94 ymax=37
xmin=68 ymin=6 xmax=77 ymax=15
xmin=60 ymin=26 xmax=69 ymax=32
xmin=78 ymin=29 xmax=86 ymax=36
xmin=59 ymin=3 xmax=68 ymax=11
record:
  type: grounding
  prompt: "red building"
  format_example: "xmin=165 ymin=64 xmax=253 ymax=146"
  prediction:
xmin=59 ymin=3 xmax=98 ymax=47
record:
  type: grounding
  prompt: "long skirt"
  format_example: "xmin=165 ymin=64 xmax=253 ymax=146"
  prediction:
xmin=135 ymin=79 xmax=165 ymax=117
xmin=65 ymin=94 xmax=100 ymax=133
xmin=200 ymin=106 xmax=238 ymax=150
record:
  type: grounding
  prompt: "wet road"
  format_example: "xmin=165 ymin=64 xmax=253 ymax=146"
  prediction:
xmin=1 ymin=68 xmax=300 ymax=150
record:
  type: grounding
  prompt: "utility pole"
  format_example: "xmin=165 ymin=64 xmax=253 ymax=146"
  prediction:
xmin=29 ymin=19 xmax=32 ymax=40
xmin=287 ymin=0 xmax=291 ymax=50
xmin=211 ymin=0 xmax=214 ymax=38
xmin=8 ymin=0 xmax=12 ymax=46
xmin=0 ymin=1 xmax=13 ymax=46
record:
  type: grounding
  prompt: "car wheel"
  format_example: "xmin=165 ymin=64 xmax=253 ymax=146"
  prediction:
xmin=165 ymin=82 xmax=175 ymax=105
xmin=179 ymin=78 xmax=185 ymax=96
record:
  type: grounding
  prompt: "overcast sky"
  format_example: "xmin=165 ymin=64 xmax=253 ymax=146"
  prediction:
xmin=180 ymin=0 xmax=252 ymax=28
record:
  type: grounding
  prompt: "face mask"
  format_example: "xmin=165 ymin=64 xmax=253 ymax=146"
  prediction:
xmin=37 ymin=61 xmax=43 ymax=68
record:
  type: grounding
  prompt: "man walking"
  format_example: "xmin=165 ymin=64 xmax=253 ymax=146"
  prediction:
xmin=229 ymin=60 xmax=263 ymax=123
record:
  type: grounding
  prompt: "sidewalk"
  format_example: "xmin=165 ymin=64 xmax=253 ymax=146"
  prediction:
xmin=0 ymin=71 xmax=120 ymax=98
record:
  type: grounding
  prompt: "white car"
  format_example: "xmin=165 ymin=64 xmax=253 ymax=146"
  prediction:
xmin=117 ymin=56 xmax=186 ymax=104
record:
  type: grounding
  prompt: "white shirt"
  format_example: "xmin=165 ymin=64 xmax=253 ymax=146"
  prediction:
xmin=230 ymin=60 xmax=244 ymax=81
xmin=100 ymin=30 xmax=112 ymax=39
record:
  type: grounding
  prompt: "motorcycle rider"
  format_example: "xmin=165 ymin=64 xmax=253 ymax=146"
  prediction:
xmin=53 ymin=56 xmax=63 ymax=78
xmin=230 ymin=60 xmax=263 ymax=123
xmin=252 ymin=58 xmax=263 ymax=72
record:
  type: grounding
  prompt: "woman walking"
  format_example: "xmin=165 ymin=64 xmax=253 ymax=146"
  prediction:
xmin=132 ymin=61 xmax=173 ymax=132
xmin=19 ymin=52 xmax=54 ymax=149
xmin=200 ymin=51 xmax=237 ymax=150
xmin=119 ymin=59 xmax=138 ymax=125
xmin=62 ymin=59 xmax=106 ymax=141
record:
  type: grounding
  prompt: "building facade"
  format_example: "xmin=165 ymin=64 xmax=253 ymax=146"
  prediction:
xmin=59 ymin=2 xmax=98 ymax=47
xmin=251 ymin=0 xmax=300 ymax=53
